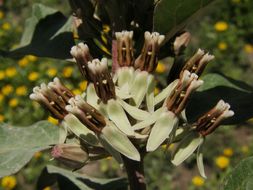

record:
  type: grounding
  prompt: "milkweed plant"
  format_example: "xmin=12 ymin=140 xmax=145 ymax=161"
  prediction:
xmin=1 ymin=0 xmax=253 ymax=190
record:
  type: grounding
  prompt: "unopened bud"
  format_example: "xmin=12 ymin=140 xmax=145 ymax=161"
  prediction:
xmin=195 ymin=100 xmax=234 ymax=136
xmin=66 ymin=95 xmax=106 ymax=133
xmin=115 ymin=31 xmax=134 ymax=67
xmin=135 ymin=32 xmax=165 ymax=73
xmin=174 ymin=32 xmax=191 ymax=56
xmin=30 ymin=78 xmax=74 ymax=120
xmin=51 ymin=143 xmax=89 ymax=169
xmin=87 ymin=58 xmax=116 ymax=103
xmin=166 ymin=70 xmax=203 ymax=115
xmin=180 ymin=49 xmax=214 ymax=77
xmin=70 ymin=43 xmax=93 ymax=81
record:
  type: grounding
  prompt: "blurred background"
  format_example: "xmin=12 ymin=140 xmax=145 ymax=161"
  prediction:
xmin=0 ymin=0 xmax=253 ymax=189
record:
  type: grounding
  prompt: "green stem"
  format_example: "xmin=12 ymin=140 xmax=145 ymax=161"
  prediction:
xmin=122 ymin=155 xmax=146 ymax=190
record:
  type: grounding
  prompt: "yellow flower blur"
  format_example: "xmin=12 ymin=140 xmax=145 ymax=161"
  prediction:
xmin=215 ymin=156 xmax=230 ymax=169
xmin=0 ymin=70 xmax=5 ymax=80
xmin=0 ymin=93 xmax=4 ymax=102
xmin=34 ymin=151 xmax=42 ymax=159
xmin=154 ymin=87 xmax=160 ymax=96
xmin=5 ymin=67 xmax=17 ymax=78
xmin=192 ymin=176 xmax=204 ymax=187
xmin=43 ymin=186 xmax=52 ymax=190
xmin=0 ymin=114 xmax=4 ymax=122
xmin=28 ymin=72 xmax=39 ymax=81
xmin=47 ymin=68 xmax=57 ymax=77
xmin=26 ymin=55 xmax=38 ymax=62
xmin=62 ymin=67 xmax=73 ymax=78
xmin=73 ymin=89 xmax=82 ymax=95
xmin=0 ymin=11 xmax=4 ymax=19
xmin=16 ymin=86 xmax=27 ymax=96
xmin=1 ymin=85 xmax=14 ymax=95
xmin=79 ymin=80 xmax=87 ymax=91
xmin=1 ymin=176 xmax=17 ymax=190
xmin=214 ymin=21 xmax=228 ymax=32
xmin=2 ymin=22 xmax=11 ymax=30
xmin=244 ymin=44 xmax=253 ymax=54
xmin=18 ymin=57 xmax=29 ymax=67
xmin=47 ymin=116 xmax=58 ymax=125
xmin=241 ymin=145 xmax=249 ymax=154
xmin=223 ymin=148 xmax=233 ymax=157
xmin=218 ymin=42 xmax=228 ymax=50
xmin=156 ymin=62 xmax=166 ymax=73
xmin=9 ymin=98 xmax=18 ymax=107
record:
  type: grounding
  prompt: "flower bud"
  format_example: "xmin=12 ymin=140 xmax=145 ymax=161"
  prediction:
xmin=70 ymin=43 xmax=93 ymax=81
xmin=180 ymin=49 xmax=214 ymax=77
xmin=115 ymin=31 xmax=134 ymax=67
xmin=135 ymin=32 xmax=165 ymax=73
xmin=30 ymin=78 xmax=74 ymax=120
xmin=166 ymin=70 xmax=203 ymax=115
xmin=51 ymin=143 xmax=89 ymax=169
xmin=174 ymin=32 xmax=191 ymax=56
xmin=195 ymin=100 xmax=234 ymax=136
xmin=87 ymin=58 xmax=116 ymax=103
xmin=66 ymin=95 xmax=106 ymax=133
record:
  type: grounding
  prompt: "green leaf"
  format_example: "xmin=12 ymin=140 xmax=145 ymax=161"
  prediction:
xmin=0 ymin=121 xmax=60 ymax=178
xmin=3 ymin=3 xmax=74 ymax=59
xmin=37 ymin=165 xmax=128 ymax=190
xmin=186 ymin=74 xmax=253 ymax=124
xmin=223 ymin=157 xmax=253 ymax=190
xmin=153 ymin=0 xmax=215 ymax=42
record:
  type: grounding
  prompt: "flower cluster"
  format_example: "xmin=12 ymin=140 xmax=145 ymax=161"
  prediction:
xmin=30 ymin=30 xmax=234 ymax=177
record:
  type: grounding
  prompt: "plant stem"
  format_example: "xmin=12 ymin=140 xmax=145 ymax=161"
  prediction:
xmin=122 ymin=155 xmax=146 ymax=190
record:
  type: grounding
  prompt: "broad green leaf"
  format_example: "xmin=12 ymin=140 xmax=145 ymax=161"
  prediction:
xmin=147 ymin=111 xmax=178 ymax=152
xmin=3 ymin=3 xmax=74 ymax=59
xmin=37 ymin=165 xmax=128 ymax=190
xmin=153 ymin=0 xmax=215 ymax=42
xmin=171 ymin=132 xmax=203 ymax=166
xmin=198 ymin=73 xmax=253 ymax=92
xmin=0 ymin=121 xmax=60 ymax=178
xmin=186 ymin=74 xmax=253 ymax=124
xmin=100 ymin=124 xmax=140 ymax=161
xmin=223 ymin=157 xmax=253 ymax=190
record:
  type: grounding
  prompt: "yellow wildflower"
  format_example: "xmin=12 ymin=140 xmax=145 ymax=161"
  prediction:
xmin=2 ymin=85 xmax=14 ymax=95
xmin=214 ymin=21 xmax=228 ymax=32
xmin=244 ymin=44 xmax=253 ymax=54
xmin=2 ymin=22 xmax=11 ymax=30
xmin=62 ymin=67 xmax=73 ymax=78
xmin=1 ymin=176 xmax=17 ymax=190
xmin=156 ymin=62 xmax=166 ymax=73
xmin=215 ymin=156 xmax=230 ymax=169
xmin=16 ymin=86 xmax=27 ymax=96
xmin=73 ymin=89 xmax=82 ymax=95
xmin=47 ymin=67 xmax=57 ymax=77
xmin=34 ymin=152 xmax=42 ymax=159
xmin=241 ymin=145 xmax=249 ymax=154
xmin=192 ymin=176 xmax=205 ymax=187
xmin=0 ymin=11 xmax=4 ymax=19
xmin=0 ymin=93 xmax=4 ymax=102
xmin=47 ymin=116 xmax=58 ymax=125
xmin=103 ymin=24 xmax=110 ymax=33
xmin=28 ymin=72 xmax=39 ymax=81
xmin=18 ymin=57 xmax=29 ymax=67
xmin=5 ymin=67 xmax=17 ymax=78
xmin=223 ymin=148 xmax=233 ymax=157
xmin=9 ymin=98 xmax=18 ymax=107
xmin=0 ymin=114 xmax=4 ymax=122
xmin=79 ymin=80 xmax=87 ymax=91
xmin=218 ymin=42 xmax=228 ymax=50
xmin=154 ymin=87 xmax=160 ymax=96
xmin=43 ymin=186 xmax=52 ymax=190
xmin=0 ymin=70 xmax=5 ymax=80
xmin=26 ymin=55 xmax=38 ymax=62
